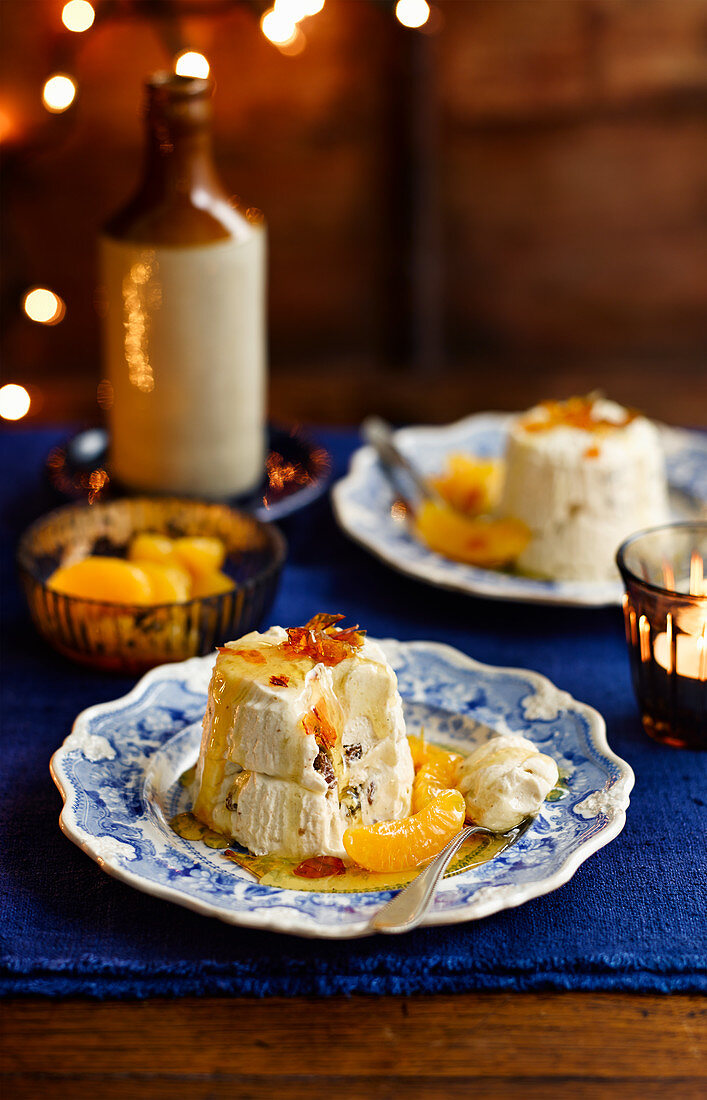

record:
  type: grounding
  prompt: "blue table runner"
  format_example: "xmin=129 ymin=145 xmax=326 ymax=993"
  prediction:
xmin=1 ymin=426 xmax=705 ymax=997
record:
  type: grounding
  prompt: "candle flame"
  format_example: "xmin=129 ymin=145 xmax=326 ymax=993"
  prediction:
xmin=689 ymin=551 xmax=704 ymax=596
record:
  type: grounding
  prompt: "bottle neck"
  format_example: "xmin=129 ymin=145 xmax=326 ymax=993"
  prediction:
xmin=140 ymin=112 xmax=225 ymax=203
xmin=104 ymin=74 xmax=252 ymax=245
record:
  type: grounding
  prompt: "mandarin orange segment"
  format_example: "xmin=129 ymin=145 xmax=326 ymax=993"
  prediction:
xmin=128 ymin=532 xmax=176 ymax=566
xmin=342 ymin=789 xmax=466 ymax=872
xmin=190 ymin=570 xmax=235 ymax=598
xmin=431 ymin=453 xmax=503 ymax=516
xmin=407 ymin=734 xmax=461 ymax=770
xmin=47 ymin=557 xmax=155 ymax=604
xmin=172 ymin=536 xmax=226 ymax=579
xmin=407 ymin=733 xmax=429 ymax=769
xmin=138 ymin=561 xmax=192 ymax=603
xmin=411 ymin=750 xmax=463 ymax=815
xmin=414 ymin=500 xmax=530 ymax=568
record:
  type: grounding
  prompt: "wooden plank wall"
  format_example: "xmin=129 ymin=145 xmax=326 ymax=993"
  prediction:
xmin=1 ymin=0 xmax=705 ymax=423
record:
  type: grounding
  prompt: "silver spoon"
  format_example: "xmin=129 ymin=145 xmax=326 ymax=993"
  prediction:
xmin=361 ymin=416 xmax=443 ymax=509
xmin=369 ymin=815 xmax=535 ymax=935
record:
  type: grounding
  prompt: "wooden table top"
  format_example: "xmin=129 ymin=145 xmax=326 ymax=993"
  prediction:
xmin=3 ymin=992 xmax=706 ymax=1098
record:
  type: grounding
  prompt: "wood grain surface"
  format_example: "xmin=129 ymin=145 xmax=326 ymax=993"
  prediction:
xmin=2 ymin=993 xmax=706 ymax=1099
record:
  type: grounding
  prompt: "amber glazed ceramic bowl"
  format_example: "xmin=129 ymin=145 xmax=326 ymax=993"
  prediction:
xmin=18 ymin=497 xmax=286 ymax=672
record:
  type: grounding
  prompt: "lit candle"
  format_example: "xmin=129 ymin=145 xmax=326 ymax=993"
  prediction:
xmin=653 ymin=630 xmax=706 ymax=681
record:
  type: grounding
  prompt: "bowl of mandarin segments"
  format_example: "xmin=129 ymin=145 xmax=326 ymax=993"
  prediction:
xmin=17 ymin=497 xmax=286 ymax=673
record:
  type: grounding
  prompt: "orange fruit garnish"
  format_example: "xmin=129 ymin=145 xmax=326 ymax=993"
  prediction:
xmin=190 ymin=570 xmax=235 ymax=598
xmin=173 ymin=536 xmax=226 ymax=579
xmin=343 ymin=789 xmax=466 ymax=872
xmin=128 ymin=532 xmax=176 ymax=566
xmin=411 ymin=749 xmax=463 ymax=815
xmin=407 ymin=733 xmax=460 ymax=770
xmin=414 ymin=500 xmax=530 ymax=568
xmin=138 ymin=561 xmax=192 ymax=603
xmin=431 ymin=453 xmax=503 ymax=516
xmin=47 ymin=557 xmax=154 ymax=604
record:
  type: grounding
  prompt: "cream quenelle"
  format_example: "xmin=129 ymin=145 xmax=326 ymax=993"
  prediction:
xmin=192 ymin=617 xmax=414 ymax=859
xmin=456 ymin=734 xmax=559 ymax=833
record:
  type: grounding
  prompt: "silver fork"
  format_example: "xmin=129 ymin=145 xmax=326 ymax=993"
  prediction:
xmin=369 ymin=816 xmax=535 ymax=934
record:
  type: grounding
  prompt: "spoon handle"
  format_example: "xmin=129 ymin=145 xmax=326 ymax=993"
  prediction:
xmin=361 ymin=416 xmax=435 ymax=504
xmin=369 ymin=825 xmax=484 ymax=934
xmin=369 ymin=815 xmax=536 ymax=935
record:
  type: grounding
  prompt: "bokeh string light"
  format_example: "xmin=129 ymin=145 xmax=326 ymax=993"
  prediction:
xmin=395 ymin=0 xmax=431 ymax=30
xmin=16 ymin=0 xmax=438 ymax=411
xmin=61 ymin=1 xmax=95 ymax=34
xmin=174 ymin=50 xmax=210 ymax=79
xmin=0 ymin=384 xmax=31 ymax=421
xmin=42 ymin=74 xmax=77 ymax=113
xmin=23 ymin=288 xmax=66 ymax=325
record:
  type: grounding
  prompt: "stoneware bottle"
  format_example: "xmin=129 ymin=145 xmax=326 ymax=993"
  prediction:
xmin=100 ymin=73 xmax=266 ymax=498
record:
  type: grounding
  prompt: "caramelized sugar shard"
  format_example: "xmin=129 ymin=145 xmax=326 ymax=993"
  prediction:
xmin=304 ymin=612 xmax=345 ymax=630
xmin=301 ymin=702 xmax=338 ymax=748
xmin=293 ymin=856 xmax=346 ymax=879
xmin=280 ymin=613 xmax=366 ymax=666
xmin=524 ymin=395 xmax=637 ymax=434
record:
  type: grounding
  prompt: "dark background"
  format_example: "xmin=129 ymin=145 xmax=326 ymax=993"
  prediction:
xmin=2 ymin=0 xmax=706 ymax=426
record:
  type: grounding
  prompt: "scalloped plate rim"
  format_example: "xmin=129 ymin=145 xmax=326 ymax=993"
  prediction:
xmin=50 ymin=643 xmax=634 ymax=939
xmin=331 ymin=412 xmax=707 ymax=608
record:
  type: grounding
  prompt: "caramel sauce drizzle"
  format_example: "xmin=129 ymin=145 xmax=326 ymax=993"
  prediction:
xmin=218 ymin=647 xmax=267 ymax=664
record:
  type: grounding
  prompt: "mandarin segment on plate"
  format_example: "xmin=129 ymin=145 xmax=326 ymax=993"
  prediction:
xmin=47 ymin=557 xmax=155 ymax=604
xmin=414 ymin=500 xmax=530 ymax=568
xmin=407 ymin=733 xmax=461 ymax=770
xmin=342 ymin=788 xmax=466 ymax=872
xmin=431 ymin=453 xmax=503 ymax=516
xmin=411 ymin=749 xmax=463 ymax=815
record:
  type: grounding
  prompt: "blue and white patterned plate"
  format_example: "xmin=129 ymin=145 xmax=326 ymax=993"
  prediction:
xmin=332 ymin=413 xmax=707 ymax=607
xmin=50 ymin=640 xmax=633 ymax=938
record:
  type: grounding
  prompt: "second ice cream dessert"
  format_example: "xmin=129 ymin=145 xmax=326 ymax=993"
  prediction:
xmin=498 ymin=395 xmax=669 ymax=581
xmin=192 ymin=615 xmax=414 ymax=860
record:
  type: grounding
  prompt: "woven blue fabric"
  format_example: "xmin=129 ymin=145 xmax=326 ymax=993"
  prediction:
xmin=1 ymin=426 xmax=705 ymax=999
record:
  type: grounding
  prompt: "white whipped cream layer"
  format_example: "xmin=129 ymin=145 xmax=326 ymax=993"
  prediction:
xmin=499 ymin=399 xmax=669 ymax=581
xmin=192 ymin=627 xmax=414 ymax=858
xmin=456 ymin=734 xmax=559 ymax=833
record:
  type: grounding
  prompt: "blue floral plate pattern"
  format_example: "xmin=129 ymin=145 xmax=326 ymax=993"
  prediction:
xmin=50 ymin=640 xmax=634 ymax=938
xmin=332 ymin=413 xmax=707 ymax=607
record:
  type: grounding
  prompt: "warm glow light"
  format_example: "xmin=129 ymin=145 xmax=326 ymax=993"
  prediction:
xmin=42 ymin=74 xmax=77 ymax=113
xmin=61 ymin=0 xmax=95 ymax=33
xmin=274 ymin=0 xmax=324 ymax=19
xmin=0 ymin=107 xmax=14 ymax=143
xmin=23 ymin=287 xmax=66 ymax=325
xmin=0 ymin=384 xmax=31 ymax=421
xmin=395 ymin=0 xmax=430 ymax=29
xmin=261 ymin=8 xmax=298 ymax=46
xmin=175 ymin=50 xmax=210 ymax=79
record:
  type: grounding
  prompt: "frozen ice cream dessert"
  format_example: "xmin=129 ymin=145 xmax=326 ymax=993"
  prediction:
xmin=498 ymin=396 xmax=669 ymax=581
xmin=456 ymin=734 xmax=559 ymax=833
xmin=192 ymin=615 xmax=414 ymax=859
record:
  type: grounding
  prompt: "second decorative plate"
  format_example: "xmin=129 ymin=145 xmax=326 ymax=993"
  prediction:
xmin=332 ymin=413 xmax=707 ymax=607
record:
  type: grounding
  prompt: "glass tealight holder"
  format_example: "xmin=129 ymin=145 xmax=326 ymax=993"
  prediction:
xmin=617 ymin=523 xmax=706 ymax=749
